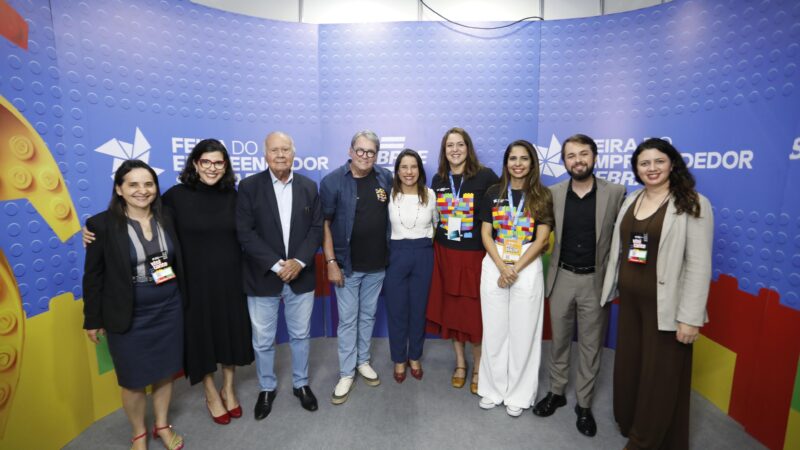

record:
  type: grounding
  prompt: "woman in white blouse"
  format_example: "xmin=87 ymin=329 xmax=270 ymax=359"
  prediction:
xmin=384 ymin=149 xmax=438 ymax=383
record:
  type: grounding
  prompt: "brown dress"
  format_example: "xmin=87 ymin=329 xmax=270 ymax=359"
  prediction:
xmin=614 ymin=199 xmax=692 ymax=450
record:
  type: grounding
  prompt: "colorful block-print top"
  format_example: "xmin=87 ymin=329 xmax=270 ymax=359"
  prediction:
xmin=431 ymin=167 xmax=500 ymax=251
xmin=479 ymin=185 xmax=553 ymax=245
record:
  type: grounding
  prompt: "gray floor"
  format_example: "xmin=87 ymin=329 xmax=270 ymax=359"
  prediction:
xmin=65 ymin=338 xmax=765 ymax=450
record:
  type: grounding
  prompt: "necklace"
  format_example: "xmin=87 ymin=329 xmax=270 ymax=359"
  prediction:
xmin=397 ymin=194 xmax=421 ymax=230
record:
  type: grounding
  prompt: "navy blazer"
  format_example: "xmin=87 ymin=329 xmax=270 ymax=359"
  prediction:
xmin=83 ymin=210 xmax=187 ymax=333
xmin=236 ymin=170 xmax=323 ymax=297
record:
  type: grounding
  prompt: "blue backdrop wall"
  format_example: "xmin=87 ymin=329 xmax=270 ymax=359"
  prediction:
xmin=1 ymin=0 xmax=800 ymax=448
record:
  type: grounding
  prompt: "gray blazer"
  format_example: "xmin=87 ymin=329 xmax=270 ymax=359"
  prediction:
xmin=546 ymin=177 xmax=626 ymax=298
xmin=600 ymin=189 xmax=714 ymax=331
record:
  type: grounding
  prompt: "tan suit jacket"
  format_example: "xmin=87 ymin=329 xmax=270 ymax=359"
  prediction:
xmin=601 ymin=189 xmax=714 ymax=331
xmin=546 ymin=177 xmax=626 ymax=298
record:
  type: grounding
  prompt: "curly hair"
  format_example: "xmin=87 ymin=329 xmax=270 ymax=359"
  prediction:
xmin=631 ymin=138 xmax=701 ymax=217
xmin=497 ymin=140 xmax=553 ymax=226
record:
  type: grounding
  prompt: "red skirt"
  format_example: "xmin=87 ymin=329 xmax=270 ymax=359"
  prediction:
xmin=425 ymin=241 xmax=485 ymax=344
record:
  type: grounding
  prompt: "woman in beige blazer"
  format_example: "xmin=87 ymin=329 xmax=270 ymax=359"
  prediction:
xmin=601 ymin=138 xmax=713 ymax=450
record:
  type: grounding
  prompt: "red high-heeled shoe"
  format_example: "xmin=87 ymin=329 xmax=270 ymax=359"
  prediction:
xmin=393 ymin=363 xmax=407 ymax=383
xmin=206 ymin=399 xmax=231 ymax=425
xmin=220 ymin=388 xmax=242 ymax=418
xmin=409 ymin=360 xmax=423 ymax=380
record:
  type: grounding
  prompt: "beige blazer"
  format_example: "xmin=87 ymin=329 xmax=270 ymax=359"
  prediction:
xmin=546 ymin=177 xmax=626 ymax=298
xmin=600 ymin=189 xmax=714 ymax=331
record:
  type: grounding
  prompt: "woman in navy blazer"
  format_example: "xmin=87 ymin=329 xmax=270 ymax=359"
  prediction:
xmin=601 ymin=138 xmax=714 ymax=449
xmin=83 ymin=160 xmax=186 ymax=450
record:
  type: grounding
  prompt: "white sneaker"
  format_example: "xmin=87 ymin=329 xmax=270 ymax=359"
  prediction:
xmin=506 ymin=405 xmax=523 ymax=417
xmin=357 ymin=363 xmax=381 ymax=386
xmin=331 ymin=376 xmax=354 ymax=405
xmin=479 ymin=397 xmax=497 ymax=410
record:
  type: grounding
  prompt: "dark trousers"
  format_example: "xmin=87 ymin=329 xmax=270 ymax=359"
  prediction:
xmin=614 ymin=291 xmax=692 ymax=450
xmin=384 ymin=238 xmax=433 ymax=363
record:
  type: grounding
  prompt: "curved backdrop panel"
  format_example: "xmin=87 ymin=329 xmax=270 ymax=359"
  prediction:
xmin=0 ymin=0 xmax=798 ymax=449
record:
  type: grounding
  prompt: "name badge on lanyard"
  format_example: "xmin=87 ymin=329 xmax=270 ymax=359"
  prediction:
xmin=627 ymin=231 xmax=648 ymax=264
xmin=149 ymin=252 xmax=176 ymax=284
xmin=502 ymin=187 xmax=525 ymax=264
xmin=446 ymin=173 xmax=462 ymax=241
xmin=148 ymin=225 xmax=176 ymax=284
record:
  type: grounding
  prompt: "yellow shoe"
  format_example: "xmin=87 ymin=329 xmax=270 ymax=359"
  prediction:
xmin=470 ymin=371 xmax=479 ymax=395
xmin=451 ymin=366 xmax=467 ymax=388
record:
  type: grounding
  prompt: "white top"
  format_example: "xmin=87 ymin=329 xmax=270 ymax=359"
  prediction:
xmin=268 ymin=169 xmax=305 ymax=273
xmin=389 ymin=189 xmax=438 ymax=240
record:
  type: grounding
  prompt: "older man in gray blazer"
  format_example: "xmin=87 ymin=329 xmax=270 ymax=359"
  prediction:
xmin=532 ymin=134 xmax=626 ymax=437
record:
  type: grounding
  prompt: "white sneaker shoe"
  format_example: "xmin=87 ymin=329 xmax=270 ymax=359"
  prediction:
xmin=506 ymin=405 xmax=523 ymax=417
xmin=331 ymin=376 xmax=354 ymax=405
xmin=479 ymin=397 xmax=497 ymax=410
xmin=357 ymin=363 xmax=381 ymax=386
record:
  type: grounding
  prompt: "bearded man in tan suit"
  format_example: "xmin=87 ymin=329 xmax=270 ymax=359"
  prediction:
xmin=532 ymin=134 xmax=625 ymax=437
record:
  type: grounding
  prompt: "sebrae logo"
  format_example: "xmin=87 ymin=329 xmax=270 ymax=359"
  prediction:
xmin=376 ymin=136 xmax=429 ymax=171
xmin=95 ymin=127 xmax=164 ymax=178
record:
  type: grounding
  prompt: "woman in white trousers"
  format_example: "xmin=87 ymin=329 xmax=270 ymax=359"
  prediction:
xmin=477 ymin=139 xmax=553 ymax=417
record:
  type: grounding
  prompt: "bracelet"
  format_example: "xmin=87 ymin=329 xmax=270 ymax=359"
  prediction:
xmin=326 ymin=258 xmax=337 ymax=264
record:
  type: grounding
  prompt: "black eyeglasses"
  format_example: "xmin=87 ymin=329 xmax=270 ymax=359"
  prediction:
xmin=197 ymin=159 xmax=226 ymax=170
xmin=353 ymin=147 xmax=377 ymax=159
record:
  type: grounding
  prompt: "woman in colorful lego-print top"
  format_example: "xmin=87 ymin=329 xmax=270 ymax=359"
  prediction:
xmin=477 ymin=139 xmax=554 ymax=417
xmin=425 ymin=127 xmax=499 ymax=395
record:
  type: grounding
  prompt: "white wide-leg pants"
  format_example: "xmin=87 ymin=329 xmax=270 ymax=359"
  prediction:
xmin=478 ymin=246 xmax=545 ymax=409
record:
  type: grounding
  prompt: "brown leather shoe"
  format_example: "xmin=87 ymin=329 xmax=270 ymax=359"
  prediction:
xmin=451 ymin=366 xmax=467 ymax=388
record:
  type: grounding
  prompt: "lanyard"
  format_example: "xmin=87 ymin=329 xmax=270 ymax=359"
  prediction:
xmin=507 ymin=186 xmax=525 ymax=228
xmin=448 ymin=173 xmax=462 ymax=199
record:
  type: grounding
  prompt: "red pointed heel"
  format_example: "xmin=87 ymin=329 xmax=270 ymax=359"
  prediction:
xmin=409 ymin=360 xmax=423 ymax=380
xmin=207 ymin=399 xmax=231 ymax=425
xmin=220 ymin=388 xmax=242 ymax=418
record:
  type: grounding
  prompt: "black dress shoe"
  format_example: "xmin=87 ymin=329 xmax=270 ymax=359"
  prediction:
xmin=532 ymin=392 xmax=567 ymax=417
xmin=293 ymin=386 xmax=318 ymax=411
xmin=254 ymin=390 xmax=276 ymax=420
xmin=575 ymin=405 xmax=597 ymax=437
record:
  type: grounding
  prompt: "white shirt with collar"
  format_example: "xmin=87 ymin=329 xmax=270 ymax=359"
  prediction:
xmin=268 ymin=169 xmax=306 ymax=273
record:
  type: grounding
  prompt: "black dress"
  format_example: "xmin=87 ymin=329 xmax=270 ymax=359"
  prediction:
xmin=163 ymin=183 xmax=253 ymax=384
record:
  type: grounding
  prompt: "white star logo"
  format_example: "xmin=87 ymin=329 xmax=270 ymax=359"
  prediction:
xmin=94 ymin=127 xmax=164 ymax=178
xmin=537 ymin=134 xmax=567 ymax=178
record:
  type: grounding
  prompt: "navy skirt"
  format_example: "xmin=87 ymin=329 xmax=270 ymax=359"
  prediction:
xmin=106 ymin=281 xmax=184 ymax=389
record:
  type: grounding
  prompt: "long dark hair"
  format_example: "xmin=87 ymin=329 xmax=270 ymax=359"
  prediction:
xmin=392 ymin=149 xmax=428 ymax=205
xmin=436 ymin=127 xmax=484 ymax=180
xmin=497 ymin=140 xmax=553 ymax=225
xmin=631 ymin=138 xmax=701 ymax=217
xmin=108 ymin=159 xmax=163 ymax=224
xmin=178 ymin=138 xmax=236 ymax=190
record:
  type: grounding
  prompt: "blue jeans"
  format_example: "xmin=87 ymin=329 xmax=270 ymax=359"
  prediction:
xmin=335 ymin=270 xmax=386 ymax=377
xmin=248 ymin=285 xmax=314 ymax=391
